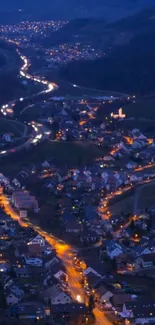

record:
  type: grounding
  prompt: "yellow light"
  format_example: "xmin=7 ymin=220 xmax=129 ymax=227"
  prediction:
xmin=76 ymin=295 xmax=82 ymax=303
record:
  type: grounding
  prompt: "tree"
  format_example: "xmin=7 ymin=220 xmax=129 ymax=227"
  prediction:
xmin=88 ymin=294 xmax=95 ymax=312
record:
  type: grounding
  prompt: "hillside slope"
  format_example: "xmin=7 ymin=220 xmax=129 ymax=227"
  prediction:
xmin=60 ymin=7 xmax=155 ymax=95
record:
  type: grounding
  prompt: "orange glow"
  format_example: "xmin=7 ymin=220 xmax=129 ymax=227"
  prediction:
xmin=0 ymin=189 xmax=118 ymax=325
xmin=124 ymin=136 xmax=134 ymax=145
xmin=110 ymin=147 xmax=119 ymax=155
xmin=87 ymin=112 xmax=95 ymax=119
xmin=148 ymin=138 xmax=153 ymax=145
xmin=0 ymin=194 xmax=85 ymax=302
xmin=79 ymin=120 xmax=87 ymax=126
xmin=135 ymin=162 xmax=154 ymax=172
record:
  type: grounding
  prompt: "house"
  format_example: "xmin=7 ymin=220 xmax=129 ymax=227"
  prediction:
xmin=111 ymin=293 xmax=133 ymax=309
xmin=6 ymin=292 xmax=19 ymax=305
xmin=0 ymin=173 xmax=9 ymax=184
xmin=105 ymin=175 xmax=118 ymax=192
xmin=10 ymin=285 xmax=24 ymax=299
xmin=51 ymin=261 xmax=68 ymax=282
xmin=130 ymin=128 xmax=140 ymax=137
xmin=122 ymin=301 xmax=155 ymax=324
xmin=22 ymin=254 xmax=43 ymax=267
xmin=51 ymin=303 xmax=89 ymax=316
xmin=12 ymin=190 xmax=38 ymax=210
xmin=86 ymin=271 xmax=102 ymax=289
xmin=132 ymin=140 xmax=145 ymax=149
xmin=80 ymin=230 xmax=100 ymax=245
xmin=126 ymin=161 xmax=138 ymax=170
xmin=9 ymin=302 xmax=45 ymax=319
xmin=83 ymin=267 xmax=102 ymax=278
xmin=135 ymin=254 xmax=155 ymax=269
xmin=43 ymin=252 xmax=59 ymax=269
xmin=27 ymin=234 xmax=46 ymax=253
xmin=15 ymin=266 xmax=46 ymax=278
xmin=96 ymin=285 xmax=113 ymax=304
xmin=41 ymin=285 xmax=71 ymax=304
xmin=0 ymin=262 xmax=9 ymax=273
xmin=3 ymin=276 xmax=13 ymax=290
xmin=135 ymin=246 xmax=152 ymax=256
xmin=106 ymin=240 xmax=123 ymax=259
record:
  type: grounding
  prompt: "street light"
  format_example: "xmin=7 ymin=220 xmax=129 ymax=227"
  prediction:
xmin=76 ymin=295 xmax=82 ymax=303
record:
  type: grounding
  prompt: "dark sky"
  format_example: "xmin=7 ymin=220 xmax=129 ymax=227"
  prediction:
xmin=0 ymin=0 xmax=155 ymax=21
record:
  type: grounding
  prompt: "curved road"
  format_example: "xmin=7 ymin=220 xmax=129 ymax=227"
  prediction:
xmin=0 ymin=47 xmax=58 ymax=156
xmin=1 ymin=176 xmax=155 ymax=324
xmin=1 ymin=41 xmax=154 ymax=325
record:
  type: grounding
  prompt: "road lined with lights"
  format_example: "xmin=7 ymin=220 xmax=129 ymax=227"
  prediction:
xmin=0 ymin=121 xmax=51 ymax=157
xmin=1 ymin=49 xmax=58 ymax=117
xmin=2 ymin=175 xmax=155 ymax=324
xmin=2 ymin=174 xmax=155 ymax=323
xmin=1 ymin=40 xmax=154 ymax=325
xmin=0 ymin=192 xmax=113 ymax=325
xmin=0 ymin=48 xmax=58 ymax=156
xmin=98 ymin=176 xmax=155 ymax=221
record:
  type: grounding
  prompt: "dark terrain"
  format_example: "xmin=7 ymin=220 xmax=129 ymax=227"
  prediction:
xmin=0 ymin=42 xmax=28 ymax=104
xmin=1 ymin=0 xmax=155 ymax=21
xmin=59 ymin=7 xmax=155 ymax=95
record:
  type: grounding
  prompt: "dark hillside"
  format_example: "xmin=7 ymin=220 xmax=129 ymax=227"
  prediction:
xmin=60 ymin=8 xmax=155 ymax=95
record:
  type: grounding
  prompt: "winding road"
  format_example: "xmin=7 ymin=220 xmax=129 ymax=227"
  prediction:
xmin=1 ymin=40 xmax=155 ymax=325
xmin=2 ymin=176 xmax=155 ymax=325
xmin=0 ymin=42 xmax=113 ymax=324
xmin=0 ymin=47 xmax=58 ymax=156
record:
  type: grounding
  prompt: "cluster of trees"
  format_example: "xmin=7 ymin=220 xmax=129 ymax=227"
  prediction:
xmin=0 ymin=41 xmax=24 ymax=105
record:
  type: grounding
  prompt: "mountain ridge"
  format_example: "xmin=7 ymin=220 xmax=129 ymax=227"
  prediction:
xmin=0 ymin=0 xmax=155 ymax=21
xmin=59 ymin=6 xmax=155 ymax=95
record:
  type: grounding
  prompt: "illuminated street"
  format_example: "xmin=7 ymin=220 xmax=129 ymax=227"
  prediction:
xmin=0 ymin=193 xmax=113 ymax=324
xmin=0 ymin=47 xmax=58 ymax=156
xmin=0 ymin=4 xmax=155 ymax=324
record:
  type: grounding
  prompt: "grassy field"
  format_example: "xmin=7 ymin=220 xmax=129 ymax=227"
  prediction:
xmin=123 ymin=97 xmax=155 ymax=119
xmin=109 ymin=195 xmax=134 ymax=215
xmin=108 ymin=181 xmax=155 ymax=215
xmin=118 ymin=118 xmax=155 ymax=135
xmin=1 ymin=141 xmax=108 ymax=174
xmin=26 ymin=141 xmax=108 ymax=165
xmin=0 ymin=119 xmax=26 ymax=137
xmin=137 ymin=181 xmax=155 ymax=210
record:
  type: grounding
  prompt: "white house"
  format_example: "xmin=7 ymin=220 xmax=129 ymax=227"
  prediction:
xmin=83 ymin=267 xmax=102 ymax=278
xmin=41 ymin=285 xmax=71 ymax=304
xmin=106 ymin=241 xmax=123 ymax=259
xmin=22 ymin=255 xmax=43 ymax=267
xmin=123 ymin=301 xmax=155 ymax=324
xmin=53 ymin=269 xmax=68 ymax=282
xmin=27 ymin=234 xmax=45 ymax=247
xmin=51 ymin=261 xmax=68 ymax=282
xmin=43 ymin=254 xmax=59 ymax=269
xmin=97 ymin=286 xmax=113 ymax=304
